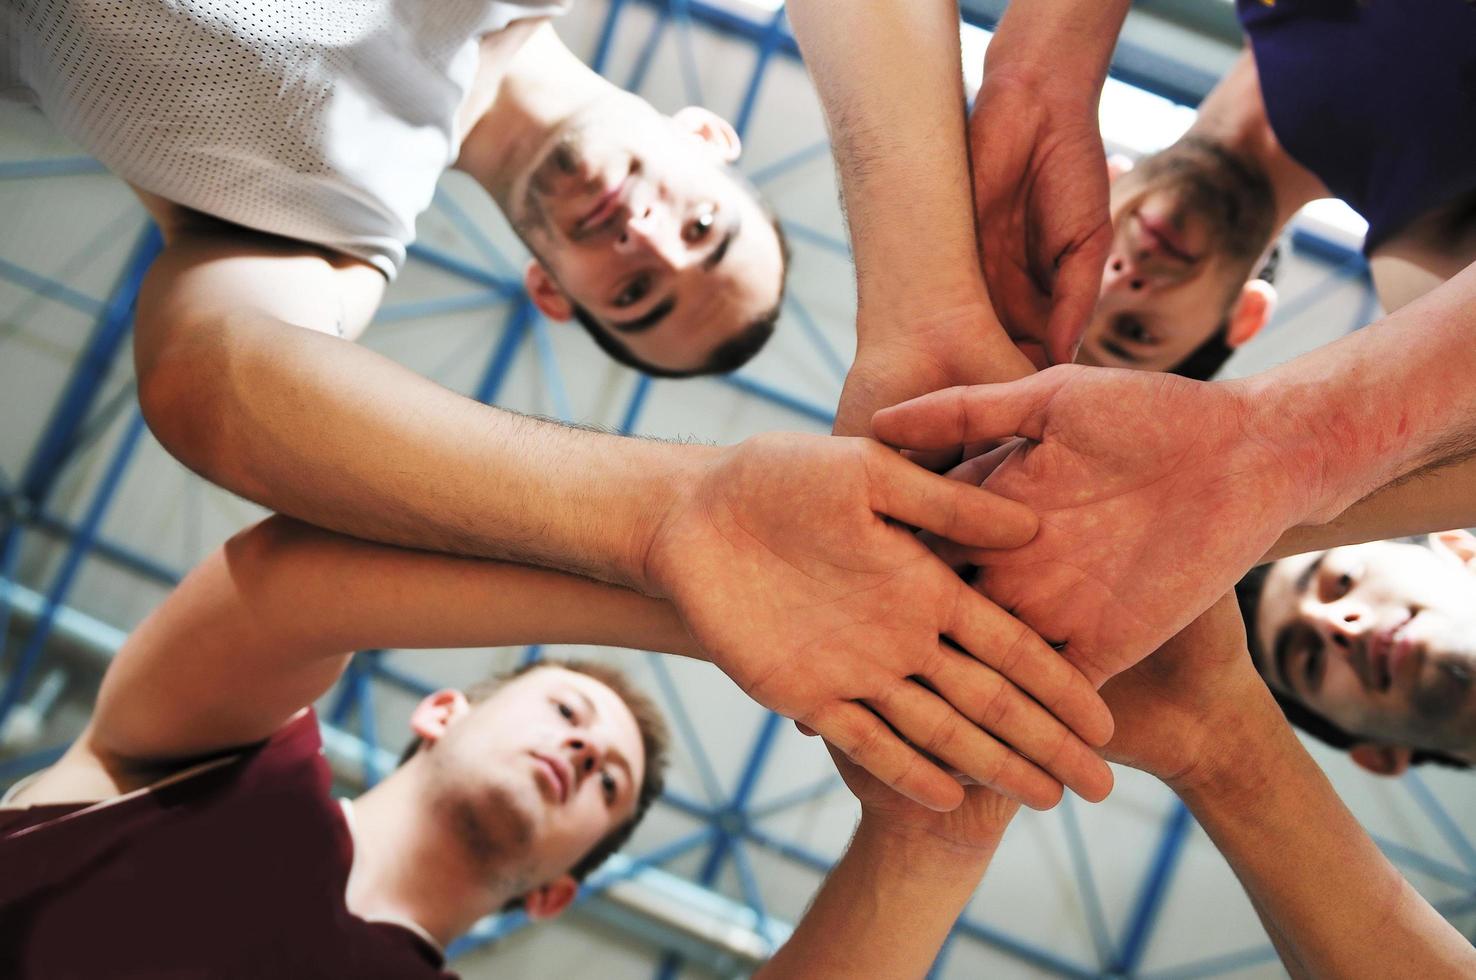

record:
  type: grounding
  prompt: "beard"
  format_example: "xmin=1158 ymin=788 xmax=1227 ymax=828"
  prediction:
xmin=436 ymin=778 xmax=537 ymax=886
xmin=1128 ymin=136 xmax=1277 ymax=265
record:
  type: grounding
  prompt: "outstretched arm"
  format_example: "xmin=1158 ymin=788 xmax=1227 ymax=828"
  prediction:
xmin=86 ymin=516 xmax=699 ymax=766
xmin=783 ymin=0 xmax=1033 ymax=437
xmin=1099 ymin=597 xmax=1476 ymax=979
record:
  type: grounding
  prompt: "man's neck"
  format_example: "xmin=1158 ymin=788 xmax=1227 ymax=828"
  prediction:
xmin=455 ymin=23 xmax=615 ymax=213
xmin=345 ymin=772 xmax=518 ymax=946
xmin=1185 ymin=51 xmax=1328 ymax=235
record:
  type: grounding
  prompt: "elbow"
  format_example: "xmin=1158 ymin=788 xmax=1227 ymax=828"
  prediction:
xmin=135 ymin=314 xmax=241 ymax=490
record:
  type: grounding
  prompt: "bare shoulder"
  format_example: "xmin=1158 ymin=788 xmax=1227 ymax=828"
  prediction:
xmin=130 ymin=184 xmax=387 ymax=341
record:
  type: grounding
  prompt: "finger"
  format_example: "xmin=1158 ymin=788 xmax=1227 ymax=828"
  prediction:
xmin=944 ymin=580 xmax=1114 ymax=747
xmin=925 ymin=643 xmax=1114 ymax=803
xmin=871 ymin=371 xmax=1065 ymax=451
xmin=943 ymin=441 xmax=1021 ymax=487
xmin=808 ymin=701 xmax=964 ymax=812
xmin=867 ymin=448 xmax=1038 ymax=549
xmin=1044 ymin=237 xmax=1110 ymax=366
xmin=868 ymin=680 xmax=1065 ymax=811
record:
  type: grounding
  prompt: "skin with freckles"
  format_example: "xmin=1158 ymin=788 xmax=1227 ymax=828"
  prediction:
xmin=1253 ymin=532 xmax=1476 ymax=771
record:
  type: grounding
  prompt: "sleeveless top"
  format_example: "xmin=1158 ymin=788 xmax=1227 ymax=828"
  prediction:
xmin=1237 ymin=0 xmax=1476 ymax=253
xmin=0 ymin=0 xmax=567 ymax=276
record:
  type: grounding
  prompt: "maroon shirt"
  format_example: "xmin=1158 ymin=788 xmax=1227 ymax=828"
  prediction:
xmin=0 ymin=710 xmax=457 ymax=979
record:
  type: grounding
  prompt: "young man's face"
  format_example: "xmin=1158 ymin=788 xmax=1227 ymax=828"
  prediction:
xmin=1254 ymin=536 xmax=1476 ymax=761
xmin=418 ymin=667 xmax=646 ymax=892
xmin=510 ymin=97 xmax=784 ymax=374
xmin=1076 ymin=141 xmax=1276 ymax=373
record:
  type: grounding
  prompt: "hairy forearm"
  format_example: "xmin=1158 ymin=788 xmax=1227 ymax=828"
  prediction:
xmin=785 ymin=0 xmax=992 ymax=324
xmin=224 ymin=517 xmax=701 ymax=659
xmin=757 ymin=817 xmax=1001 ymax=979
xmin=138 ymin=310 xmax=712 ymax=589
xmin=1245 ymin=261 xmax=1476 ymax=526
xmin=1174 ymin=702 xmax=1476 ymax=977
xmin=1265 ymin=455 xmax=1476 ymax=562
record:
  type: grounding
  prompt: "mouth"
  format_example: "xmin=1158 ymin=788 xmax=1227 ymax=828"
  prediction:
xmin=1360 ymin=616 xmax=1418 ymax=693
xmin=575 ymin=174 xmax=631 ymax=237
xmin=530 ymin=752 xmax=570 ymax=804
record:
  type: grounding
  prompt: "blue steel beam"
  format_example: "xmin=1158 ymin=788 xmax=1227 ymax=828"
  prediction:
xmin=0 ymin=156 xmax=107 ymax=179
xmin=1403 ymin=771 xmax=1476 ymax=875
xmin=0 ymin=410 xmax=149 ymax=735
xmin=1059 ymin=793 xmax=1115 ymax=969
xmin=1114 ymin=800 xmax=1194 ymax=974
xmin=0 ymin=255 xmax=106 ymax=318
xmin=473 ymin=297 xmax=538 ymax=404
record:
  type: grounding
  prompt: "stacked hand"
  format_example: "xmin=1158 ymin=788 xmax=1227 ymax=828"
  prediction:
xmin=874 ymin=366 xmax=1307 ymax=687
xmin=827 ymin=741 xmax=1018 ymax=855
xmin=969 ymin=69 xmax=1112 ymax=367
xmin=645 ymin=432 xmax=1115 ymax=812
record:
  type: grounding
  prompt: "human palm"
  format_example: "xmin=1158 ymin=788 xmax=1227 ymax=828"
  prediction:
xmin=645 ymin=432 xmax=1114 ymax=812
xmin=970 ymin=72 xmax=1112 ymax=367
xmin=873 ymin=366 xmax=1304 ymax=687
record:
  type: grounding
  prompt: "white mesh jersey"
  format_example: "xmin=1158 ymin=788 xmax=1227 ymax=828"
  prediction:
xmin=0 ymin=0 xmax=567 ymax=277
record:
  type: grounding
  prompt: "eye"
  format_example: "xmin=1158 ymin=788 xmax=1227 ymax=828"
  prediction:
xmin=601 ymin=771 xmax=618 ymax=803
xmin=1319 ymin=570 xmax=1355 ymax=602
xmin=683 ymin=204 xmax=717 ymax=244
xmin=1113 ymin=316 xmax=1156 ymax=345
xmin=556 ymin=701 xmax=574 ymax=722
xmin=614 ymin=273 xmax=653 ymax=308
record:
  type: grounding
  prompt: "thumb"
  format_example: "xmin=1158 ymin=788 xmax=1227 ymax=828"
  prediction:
xmin=1044 ymin=237 xmax=1109 ymax=366
xmin=872 ymin=372 xmax=1065 ymax=451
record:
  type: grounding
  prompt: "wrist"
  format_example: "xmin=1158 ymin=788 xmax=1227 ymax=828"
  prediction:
xmin=983 ymin=0 xmax=1129 ymax=103
xmin=1166 ymin=690 xmax=1294 ymax=804
xmin=853 ymin=813 xmax=1004 ymax=874
xmin=633 ymin=442 xmax=724 ymax=596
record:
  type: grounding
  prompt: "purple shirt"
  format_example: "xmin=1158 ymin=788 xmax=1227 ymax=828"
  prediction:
xmin=1238 ymin=0 xmax=1476 ymax=252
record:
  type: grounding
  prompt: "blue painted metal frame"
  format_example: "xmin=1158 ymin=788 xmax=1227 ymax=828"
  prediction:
xmin=2 ymin=3 xmax=1471 ymax=979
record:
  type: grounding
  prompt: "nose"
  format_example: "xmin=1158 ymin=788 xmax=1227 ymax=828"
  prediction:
xmin=565 ymin=736 xmax=603 ymax=785
xmin=1307 ymin=598 xmax=1372 ymax=651
xmin=1101 ymin=254 xmax=1149 ymax=295
xmin=614 ymin=204 xmax=684 ymax=268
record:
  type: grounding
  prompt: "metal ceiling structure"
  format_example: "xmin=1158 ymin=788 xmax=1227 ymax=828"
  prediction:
xmin=2 ymin=2 xmax=1473 ymax=978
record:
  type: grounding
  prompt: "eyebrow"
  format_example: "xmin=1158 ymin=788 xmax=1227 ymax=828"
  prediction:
xmin=609 ymin=294 xmax=677 ymax=335
xmin=702 ymin=214 xmax=741 ymax=272
xmin=572 ymin=687 xmax=635 ymax=793
xmin=1272 ymin=624 xmax=1298 ymax=692
xmin=1294 ymin=552 xmax=1326 ymax=595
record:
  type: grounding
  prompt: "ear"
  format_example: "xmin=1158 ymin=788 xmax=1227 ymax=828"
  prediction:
xmin=410 ymin=689 xmax=471 ymax=747
xmin=524 ymin=261 xmax=574 ymax=322
xmin=1349 ymin=743 xmax=1414 ymax=777
xmin=1429 ymin=528 xmax=1476 ymax=570
xmin=672 ymin=106 xmax=742 ymax=163
xmin=1225 ymin=278 xmax=1278 ymax=348
xmin=521 ymin=874 xmax=579 ymax=921
xmin=1106 ymin=153 xmax=1135 ymax=185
